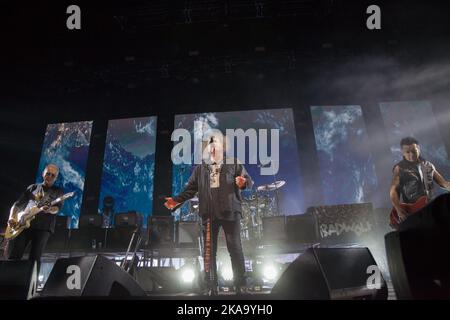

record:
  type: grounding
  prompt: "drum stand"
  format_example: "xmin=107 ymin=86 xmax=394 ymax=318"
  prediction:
xmin=271 ymin=163 xmax=281 ymax=217
xmin=121 ymin=226 xmax=143 ymax=274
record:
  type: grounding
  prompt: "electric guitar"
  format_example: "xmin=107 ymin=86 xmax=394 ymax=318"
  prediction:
xmin=389 ymin=195 xmax=428 ymax=230
xmin=3 ymin=192 xmax=74 ymax=240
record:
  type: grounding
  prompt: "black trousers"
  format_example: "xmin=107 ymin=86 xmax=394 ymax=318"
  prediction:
xmin=4 ymin=228 xmax=51 ymax=271
xmin=203 ymin=218 xmax=246 ymax=288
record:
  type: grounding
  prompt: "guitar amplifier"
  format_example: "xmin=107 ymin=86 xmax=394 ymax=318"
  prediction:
xmin=115 ymin=212 xmax=142 ymax=228
xmin=307 ymin=202 xmax=374 ymax=245
xmin=148 ymin=216 xmax=174 ymax=248
xmin=105 ymin=227 xmax=139 ymax=250
xmin=68 ymin=227 xmax=106 ymax=251
xmin=45 ymin=216 xmax=71 ymax=252
xmin=286 ymin=213 xmax=319 ymax=244
xmin=262 ymin=216 xmax=287 ymax=242
xmin=55 ymin=215 xmax=71 ymax=229
xmin=79 ymin=214 xmax=103 ymax=228
xmin=176 ymin=221 xmax=200 ymax=248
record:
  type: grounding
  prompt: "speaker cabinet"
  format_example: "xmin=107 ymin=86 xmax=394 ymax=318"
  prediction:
xmin=271 ymin=247 xmax=387 ymax=300
xmin=0 ymin=260 xmax=37 ymax=300
xmin=133 ymin=267 xmax=181 ymax=293
xmin=40 ymin=255 xmax=146 ymax=297
xmin=385 ymin=229 xmax=450 ymax=299
xmin=385 ymin=193 xmax=450 ymax=299
xmin=68 ymin=227 xmax=107 ymax=251
xmin=286 ymin=214 xmax=319 ymax=244
xmin=45 ymin=216 xmax=71 ymax=252
xmin=307 ymin=203 xmax=374 ymax=245
xmin=79 ymin=214 xmax=103 ymax=228
xmin=149 ymin=216 xmax=174 ymax=248
xmin=399 ymin=193 xmax=450 ymax=231
xmin=106 ymin=227 xmax=136 ymax=250
xmin=262 ymin=216 xmax=286 ymax=242
xmin=115 ymin=212 xmax=142 ymax=228
xmin=176 ymin=221 xmax=200 ymax=248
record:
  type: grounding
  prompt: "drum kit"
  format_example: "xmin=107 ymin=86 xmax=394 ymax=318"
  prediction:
xmin=240 ymin=180 xmax=286 ymax=241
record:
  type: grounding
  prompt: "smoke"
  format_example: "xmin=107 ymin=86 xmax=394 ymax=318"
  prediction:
xmin=303 ymin=54 xmax=450 ymax=103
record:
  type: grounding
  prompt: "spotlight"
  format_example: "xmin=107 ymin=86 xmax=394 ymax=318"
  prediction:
xmin=220 ymin=266 xmax=234 ymax=282
xmin=180 ymin=268 xmax=196 ymax=284
xmin=262 ymin=264 xmax=278 ymax=282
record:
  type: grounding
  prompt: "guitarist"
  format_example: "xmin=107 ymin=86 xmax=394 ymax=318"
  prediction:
xmin=4 ymin=164 xmax=65 ymax=271
xmin=390 ymin=137 xmax=450 ymax=227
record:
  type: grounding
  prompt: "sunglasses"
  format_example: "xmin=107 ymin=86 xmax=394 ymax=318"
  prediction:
xmin=45 ymin=172 xmax=57 ymax=178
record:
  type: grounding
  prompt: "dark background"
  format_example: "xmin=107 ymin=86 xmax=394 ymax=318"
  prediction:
xmin=1 ymin=0 xmax=450 ymax=228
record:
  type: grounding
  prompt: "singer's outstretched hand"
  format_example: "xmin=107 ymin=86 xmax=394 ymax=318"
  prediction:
xmin=235 ymin=175 xmax=247 ymax=189
xmin=164 ymin=197 xmax=179 ymax=210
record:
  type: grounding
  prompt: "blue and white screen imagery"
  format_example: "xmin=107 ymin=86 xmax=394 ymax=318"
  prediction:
xmin=36 ymin=121 xmax=93 ymax=228
xmin=311 ymin=105 xmax=378 ymax=206
xmin=98 ymin=116 xmax=157 ymax=228
xmin=172 ymin=108 xmax=305 ymax=221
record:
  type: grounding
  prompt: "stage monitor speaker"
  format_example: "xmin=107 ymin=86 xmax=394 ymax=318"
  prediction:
xmin=0 ymin=260 xmax=37 ymax=300
xmin=385 ymin=229 xmax=450 ymax=299
xmin=149 ymin=216 xmax=174 ymax=248
xmin=398 ymin=193 xmax=450 ymax=231
xmin=40 ymin=255 xmax=146 ymax=297
xmin=286 ymin=213 xmax=319 ymax=244
xmin=133 ymin=267 xmax=181 ymax=293
xmin=262 ymin=216 xmax=286 ymax=242
xmin=271 ymin=247 xmax=387 ymax=300
xmin=176 ymin=221 xmax=200 ymax=248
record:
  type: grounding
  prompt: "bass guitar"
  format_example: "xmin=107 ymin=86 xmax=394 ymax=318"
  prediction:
xmin=389 ymin=195 xmax=428 ymax=230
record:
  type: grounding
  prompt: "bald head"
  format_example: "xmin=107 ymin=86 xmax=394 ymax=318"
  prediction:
xmin=42 ymin=164 xmax=59 ymax=187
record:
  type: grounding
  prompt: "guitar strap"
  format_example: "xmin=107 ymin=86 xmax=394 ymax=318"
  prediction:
xmin=419 ymin=161 xmax=431 ymax=201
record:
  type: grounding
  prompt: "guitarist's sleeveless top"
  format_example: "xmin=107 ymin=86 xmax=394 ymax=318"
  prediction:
xmin=394 ymin=159 xmax=435 ymax=204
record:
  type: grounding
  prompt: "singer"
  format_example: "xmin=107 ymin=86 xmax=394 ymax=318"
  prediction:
xmin=164 ymin=134 xmax=253 ymax=295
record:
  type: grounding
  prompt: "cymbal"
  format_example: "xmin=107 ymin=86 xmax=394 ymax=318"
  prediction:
xmin=257 ymin=180 xmax=286 ymax=192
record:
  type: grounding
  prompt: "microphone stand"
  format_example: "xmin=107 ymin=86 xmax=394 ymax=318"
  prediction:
xmin=205 ymin=163 xmax=217 ymax=296
xmin=121 ymin=225 xmax=142 ymax=274
xmin=178 ymin=166 xmax=186 ymax=221
xmin=272 ymin=162 xmax=281 ymax=217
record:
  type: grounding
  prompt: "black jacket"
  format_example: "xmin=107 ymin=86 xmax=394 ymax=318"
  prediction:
xmin=14 ymin=183 xmax=65 ymax=233
xmin=173 ymin=158 xmax=254 ymax=220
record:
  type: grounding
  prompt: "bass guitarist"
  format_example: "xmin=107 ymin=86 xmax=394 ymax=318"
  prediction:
xmin=4 ymin=164 xmax=65 ymax=271
xmin=390 ymin=137 xmax=450 ymax=229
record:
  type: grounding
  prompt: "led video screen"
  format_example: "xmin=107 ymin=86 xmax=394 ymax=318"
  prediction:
xmin=380 ymin=100 xmax=450 ymax=197
xmin=172 ymin=108 xmax=304 ymax=221
xmin=310 ymin=105 xmax=378 ymax=206
xmin=98 ymin=116 xmax=157 ymax=228
xmin=36 ymin=121 xmax=93 ymax=228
